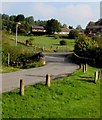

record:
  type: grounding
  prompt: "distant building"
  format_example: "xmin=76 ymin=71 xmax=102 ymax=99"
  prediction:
xmin=31 ymin=26 xmax=46 ymax=35
xmin=85 ymin=25 xmax=102 ymax=36
xmin=55 ymin=28 xmax=71 ymax=35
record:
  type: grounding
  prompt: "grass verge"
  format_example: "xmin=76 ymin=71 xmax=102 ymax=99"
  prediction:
xmin=2 ymin=66 xmax=101 ymax=118
xmin=0 ymin=66 xmax=21 ymax=73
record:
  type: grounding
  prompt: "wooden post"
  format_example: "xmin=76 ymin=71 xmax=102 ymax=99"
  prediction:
xmin=94 ymin=71 xmax=98 ymax=83
xmin=20 ymin=79 xmax=24 ymax=96
xmin=8 ymin=53 xmax=10 ymax=66
xmin=98 ymin=70 xmax=99 ymax=80
xmin=98 ymin=70 xmax=101 ymax=80
xmin=85 ymin=64 xmax=87 ymax=72
xmin=83 ymin=64 xmax=85 ymax=73
xmin=46 ymin=74 xmax=51 ymax=87
xmin=100 ymin=70 xmax=102 ymax=79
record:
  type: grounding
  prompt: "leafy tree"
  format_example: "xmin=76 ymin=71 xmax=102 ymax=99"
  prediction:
xmin=34 ymin=20 xmax=47 ymax=26
xmin=95 ymin=19 xmax=102 ymax=25
xmin=9 ymin=15 xmax=16 ymax=21
xmin=15 ymin=14 xmax=25 ymax=22
xmin=87 ymin=21 xmax=95 ymax=26
xmin=62 ymin=24 xmax=67 ymax=28
xmin=46 ymin=19 xmax=61 ymax=34
xmin=69 ymin=26 xmax=73 ymax=29
xmin=68 ymin=29 xmax=79 ymax=39
xmin=2 ymin=14 xmax=9 ymax=21
xmin=25 ymin=16 xmax=34 ymax=26
xmin=76 ymin=25 xmax=82 ymax=31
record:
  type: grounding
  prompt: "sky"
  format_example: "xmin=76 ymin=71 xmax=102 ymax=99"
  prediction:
xmin=1 ymin=1 xmax=101 ymax=29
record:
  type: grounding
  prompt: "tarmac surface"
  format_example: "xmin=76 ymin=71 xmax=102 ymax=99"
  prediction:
xmin=1 ymin=52 xmax=79 ymax=93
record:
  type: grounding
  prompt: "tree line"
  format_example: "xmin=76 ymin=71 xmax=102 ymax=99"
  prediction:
xmin=0 ymin=13 xmax=70 ymax=35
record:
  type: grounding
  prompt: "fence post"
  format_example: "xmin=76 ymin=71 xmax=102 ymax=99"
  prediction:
xmin=94 ymin=71 xmax=98 ymax=83
xmin=46 ymin=74 xmax=51 ymax=87
xmin=20 ymin=79 xmax=24 ymax=96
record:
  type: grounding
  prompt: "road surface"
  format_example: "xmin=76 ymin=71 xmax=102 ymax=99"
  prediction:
xmin=1 ymin=52 xmax=79 ymax=93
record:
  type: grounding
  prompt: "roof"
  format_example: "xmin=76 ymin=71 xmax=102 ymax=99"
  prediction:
xmin=86 ymin=26 xmax=102 ymax=29
xmin=61 ymin=28 xmax=70 ymax=32
xmin=32 ymin=26 xmax=45 ymax=30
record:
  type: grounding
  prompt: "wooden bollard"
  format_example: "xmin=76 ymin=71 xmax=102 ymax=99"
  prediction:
xmin=83 ymin=64 xmax=85 ymax=73
xmin=100 ymin=70 xmax=102 ymax=79
xmin=98 ymin=70 xmax=101 ymax=80
xmin=94 ymin=71 xmax=98 ymax=83
xmin=20 ymin=79 xmax=24 ymax=96
xmin=85 ymin=64 xmax=87 ymax=72
xmin=46 ymin=74 xmax=51 ymax=87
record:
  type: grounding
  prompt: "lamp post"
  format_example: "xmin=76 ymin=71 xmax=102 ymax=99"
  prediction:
xmin=16 ymin=22 xmax=21 ymax=46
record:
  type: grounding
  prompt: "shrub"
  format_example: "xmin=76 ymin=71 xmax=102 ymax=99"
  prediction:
xmin=68 ymin=29 xmax=79 ymax=39
xmin=74 ymin=35 xmax=102 ymax=67
xmin=60 ymin=40 xmax=67 ymax=45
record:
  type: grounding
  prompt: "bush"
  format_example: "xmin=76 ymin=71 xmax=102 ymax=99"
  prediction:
xmin=74 ymin=35 xmax=102 ymax=67
xmin=68 ymin=29 xmax=79 ymax=39
xmin=60 ymin=40 xmax=67 ymax=45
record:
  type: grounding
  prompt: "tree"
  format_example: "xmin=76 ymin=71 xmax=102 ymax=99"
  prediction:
xmin=68 ymin=29 xmax=79 ymax=39
xmin=34 ymin=20 xmax=47 ymax=26
xmin=9 ymin=15 xmax=16 ymax=21
xmin=95 ymin=19 xmax=102 ymax=25
xmin=76 ymin=25 xmax=82 ymax=31
xmin=87 ymin=21 xmax=95 ymax=26
xmin=15 ymin=14 xmax=25 ymax=22
xmin=25 ymin=16 xmax=34 ymax=26
xmin=69 ymin=26 xmax=73 ymax=29
xmin=62 ymin=24 xmax=67 ymax=28
xmin=2 ymin=14 xmax=9 ymax=20
xmin=46 ymin=19 xmax=61 ymax=34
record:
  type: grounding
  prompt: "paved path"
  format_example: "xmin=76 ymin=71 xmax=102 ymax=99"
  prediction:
xmin=1 ymin=52 xmax=79 ymax=93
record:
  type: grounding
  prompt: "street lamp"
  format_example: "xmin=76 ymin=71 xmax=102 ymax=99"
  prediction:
xmin=16 ymin=22 xmax=21 ymax=46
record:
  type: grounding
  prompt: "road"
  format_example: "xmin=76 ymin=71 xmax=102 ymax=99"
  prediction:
xmin=1 ymin=52 xmax=79 ymax=93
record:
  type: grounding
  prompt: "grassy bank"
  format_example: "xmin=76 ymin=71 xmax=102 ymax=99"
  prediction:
xmin=2 ymin=66 xmax=101 ymax=118
xmin=10 ymin=34 xmax=75 ymax=52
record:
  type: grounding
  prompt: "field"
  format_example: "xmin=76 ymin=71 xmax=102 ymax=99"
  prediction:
xmin=10 ymin=34 xmax=75 ymax=52
xmin=1 ymin=32 xmax=75 ymax=73
xmin=2 ymin=66 xmax=101 ymax=118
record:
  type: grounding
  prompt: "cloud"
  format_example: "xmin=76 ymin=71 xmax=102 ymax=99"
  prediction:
xmin=33 ymin=3 xmax=56 ymax=16
xmin=30 ymin=3 xmax=96 ymax=26
xmin=57 ymin=4 xmax=94 ymax=27
xmin=1 ymin=2 xmax=99 ymax=28
xmin=63 ymin=4 xmax=93 ymax=20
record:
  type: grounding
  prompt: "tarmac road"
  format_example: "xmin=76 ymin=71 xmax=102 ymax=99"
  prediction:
xmin=1 ymin=52 xmax=79 ymax=93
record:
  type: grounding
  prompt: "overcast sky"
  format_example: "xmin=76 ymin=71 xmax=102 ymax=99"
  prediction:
xmin=1 ymin=1 xmax=101 ymax=28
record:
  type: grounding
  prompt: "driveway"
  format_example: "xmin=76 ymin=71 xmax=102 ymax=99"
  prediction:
xmin=1 ymin=52 xmax=79 ymax=93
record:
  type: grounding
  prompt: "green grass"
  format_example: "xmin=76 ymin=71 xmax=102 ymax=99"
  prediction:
xmin=10 ymin=34 xmax=75 ymax=52
xmin=2 ymin=66 xmax=101 ymax=118
xmin=0 ymin=66 xmax=21 ymax=73
xmin=1 ymin=61 xmax=44 ymax=73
